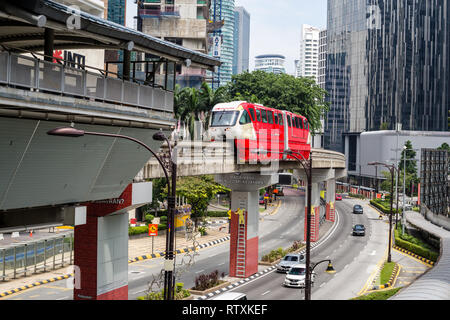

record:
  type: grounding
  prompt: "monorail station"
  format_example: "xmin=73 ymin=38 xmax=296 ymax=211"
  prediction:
xmin=0 ymin=0 xmax=219 ymax=300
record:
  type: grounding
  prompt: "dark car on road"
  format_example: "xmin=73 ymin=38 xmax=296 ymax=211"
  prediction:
xmin=352 ymin=224 xmax=365 ymax=236
xmin=353 ymin=204 xmax=363 ymax=214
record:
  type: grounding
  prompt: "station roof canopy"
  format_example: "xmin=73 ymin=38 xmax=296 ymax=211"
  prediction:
xmin=0 ymin=0 xmax=221 ymax=70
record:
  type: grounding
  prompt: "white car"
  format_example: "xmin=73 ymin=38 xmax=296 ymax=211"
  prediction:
xmin=283 ymin=264 xmax=315 ymax=288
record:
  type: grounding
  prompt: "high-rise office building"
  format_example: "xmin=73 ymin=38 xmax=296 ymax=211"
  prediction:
xmin=324 ymin=0 xmax=450 ymax=154
xmin=209 ymin=0 xmax=235 ymax=88
xmin=107 ymin=0 xmax=126 ymax=25
xmin=295 ymin=24 xmax=320 ymax=82
xmin=233 ymin=6 xmax=250 ymax=75
xmin=254 ymin=54 xmax=286 ymax=74
xmin=318 ymin=29 xmax=327 ymax=90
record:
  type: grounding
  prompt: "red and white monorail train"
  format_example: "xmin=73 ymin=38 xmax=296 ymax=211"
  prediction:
xmin=207 ymin=101 xmax=311 ymax=162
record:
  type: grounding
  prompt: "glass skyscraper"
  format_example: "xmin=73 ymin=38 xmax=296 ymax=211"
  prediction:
xmin=210 ymin=0 xmax=235 ymax=88
xmin=324 ymin=0 xmax=450 ymax=153
xmin=233 ymin=6 xmax=250 ymax=75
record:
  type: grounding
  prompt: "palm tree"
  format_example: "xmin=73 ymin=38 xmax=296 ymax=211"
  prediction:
xmin=198 ymin=82 xmax=229 ymax=130
xmin=174 ymin=82 xmax=230 ymax=139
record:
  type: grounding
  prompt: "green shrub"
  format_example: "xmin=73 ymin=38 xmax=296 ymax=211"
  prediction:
xmin=128 ymin=223 xmax=167 ymax=236
xmin=198 ymin=226 xmax=207 ymax=236
xmin=206 ymin=211 xmax=229 ymax=217
xmin=394 ymin=228 xmax=439 ymax=262
xmin=193 ymin=270 xmax=225 ymax=291
xmin=348 ymin=193 xmax=366 ymax=199
xmin=370 ymin=199 xmax=400 ymax=214
xmin=145 ymin=214 xmax=154 ymax=225
xmin=138 ymin=283 xmax=190 ymax=300
xmin=128 ymin=225 xmax=148 ymax=236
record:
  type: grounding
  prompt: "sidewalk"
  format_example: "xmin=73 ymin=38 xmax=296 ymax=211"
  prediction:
xmin=0 ymin=202 xmax=282 ymax=297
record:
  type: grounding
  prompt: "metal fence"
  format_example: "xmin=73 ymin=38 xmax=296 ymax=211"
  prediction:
xmin=0 ymin=51 xmax=174 ymax=113
xmin=0 ymin=232 xmax=73 ymax=281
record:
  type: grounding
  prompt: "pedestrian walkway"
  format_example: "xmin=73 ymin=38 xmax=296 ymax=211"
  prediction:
xmin=390 ymin=210 xmax=450 ymax=300
xmin=0 ymin=202 xmax=281 ymax=298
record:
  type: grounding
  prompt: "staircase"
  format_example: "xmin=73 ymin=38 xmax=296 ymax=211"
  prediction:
xmin=235 ymin=223 xmax=246 ymax=278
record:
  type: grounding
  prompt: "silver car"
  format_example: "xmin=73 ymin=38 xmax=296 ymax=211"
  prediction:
xmin=276 ymin=253 xmax=305 ymax=273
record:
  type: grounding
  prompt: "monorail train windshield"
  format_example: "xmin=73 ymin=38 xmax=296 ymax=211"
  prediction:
xmin=210 ymin=111 xmax=240 ymax=127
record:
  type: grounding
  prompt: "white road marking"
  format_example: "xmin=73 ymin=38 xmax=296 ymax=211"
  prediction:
xmin=261 ymin=290 xmax=271 ymax=296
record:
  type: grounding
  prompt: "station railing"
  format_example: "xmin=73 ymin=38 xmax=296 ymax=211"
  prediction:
xmin=0 ymin=48 xmax=174 ymax=113
xmin=0 ymin=232 xmax=73 ymax=282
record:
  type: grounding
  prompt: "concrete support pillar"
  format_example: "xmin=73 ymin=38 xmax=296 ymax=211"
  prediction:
xmin=74 ymin=182 xmax=152 ymax=300
xmin=325 ymin=179 xmax=336 ymax=222
xmin=215 ymin=173 xmax=278 ymax=278
xmin=304 ymin=182 xmax=320 ymax=242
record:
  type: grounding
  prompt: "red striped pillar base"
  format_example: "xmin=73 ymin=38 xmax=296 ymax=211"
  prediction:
xmin=304 ymin=206 xmax=320 ymax=242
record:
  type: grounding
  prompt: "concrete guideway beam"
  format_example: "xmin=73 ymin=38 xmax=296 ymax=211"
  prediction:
xmin=215 ymin=173 xmax=279 ymax=278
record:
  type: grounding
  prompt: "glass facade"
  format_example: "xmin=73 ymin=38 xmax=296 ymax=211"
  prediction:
xmin=325 ymin=0 xmax=450 ymax=153
xmin=233 ymin=6 xmax=250 ymax=75
xmin=210 ymin=0 xmax=235 ymax=88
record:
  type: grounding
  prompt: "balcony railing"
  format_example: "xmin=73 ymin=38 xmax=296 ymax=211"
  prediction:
xmin=0 ymin=49 xmax=175 ymax=113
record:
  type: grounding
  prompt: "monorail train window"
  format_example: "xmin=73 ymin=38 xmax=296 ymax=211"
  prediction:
xmin=294 ymin=117 xmax=299 ymax=128
xmin=249 ymin=108 xmax=256 ymax=121
xmin=255 ymin=109 xmax=261 ymax=122
xmin=268 ymin=111 xmax=273 ymax=124
xmin=274 ymin=113 xmax=278 ymax=125
xmin=239 ymin=110 xmax=252 ymax=125
xmin=287 ymin=115 xmax=292 ymax=127
xmin=261 ymin=110 xmax=268 ymax=123
xmin=211 ymin=111 xmax=240 ymax=127
xmin=279 ymin=114 xmax=284 ymax=126
xmin=299 ymin=118 xmax=303 ymax=129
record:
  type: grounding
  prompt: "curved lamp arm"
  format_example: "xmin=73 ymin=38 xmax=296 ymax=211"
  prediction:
xmin=47 ymin=127 xmax=171 ymax=195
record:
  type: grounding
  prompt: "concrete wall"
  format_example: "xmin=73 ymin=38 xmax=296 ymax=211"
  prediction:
xmin=357 ymin=131 xmax=450 ymax=179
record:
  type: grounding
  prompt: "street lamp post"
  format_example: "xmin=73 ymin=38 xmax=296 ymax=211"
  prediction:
xmin=153 ymin=130 xmax=177 ymax=301
xmin=368 ymin=161 xmax=395 ymax=262
xmin=283 ymin=150 xmax=313 ymax=300
xmin=47 ymin=126 xmax=177 ymax=300
xmin=252 ymin=148 xmax=313 ymax=299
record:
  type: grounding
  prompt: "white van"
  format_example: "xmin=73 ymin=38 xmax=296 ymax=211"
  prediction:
xmin=211 ymin=292 xmax=247 ymax=300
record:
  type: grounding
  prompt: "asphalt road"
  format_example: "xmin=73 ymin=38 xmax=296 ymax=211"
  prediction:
xmin=3 ymin=189 xmax=307 ymax=300
xmin=226 ymin=197 xmax=392 ymax=300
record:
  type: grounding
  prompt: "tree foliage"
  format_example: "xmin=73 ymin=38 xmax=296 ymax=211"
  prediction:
xmin=225 ymin=71 xmax=329 ymax=133
xmin=175 ymin=175 xmax=229 ymax=227
xmin=398 ymin=140 xmax=417 ymax=176
xmin=174 ymin=83 xmax=230 ymax=137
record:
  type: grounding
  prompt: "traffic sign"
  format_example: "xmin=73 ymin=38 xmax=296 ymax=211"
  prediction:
xmin=148 ymin=224 xmax=158 ymax=236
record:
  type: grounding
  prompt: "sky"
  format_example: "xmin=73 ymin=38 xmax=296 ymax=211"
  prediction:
xmin=235 ymin=0 xmax=327 ymax=74
xmin=126 ymin=0 xmax=328 ymax=74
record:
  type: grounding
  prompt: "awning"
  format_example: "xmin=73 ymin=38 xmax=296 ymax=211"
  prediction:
xmin=0 ymin=0 xmax=221 ymax=70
